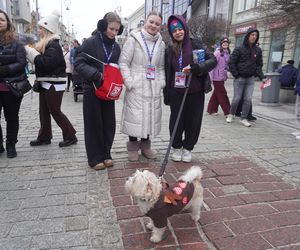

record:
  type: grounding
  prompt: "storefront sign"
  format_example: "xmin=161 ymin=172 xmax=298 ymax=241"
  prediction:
xmin=268 ymin=20 xmax=288 ymax=30
xmin=235 ymin=23 xmax=256 ymax=35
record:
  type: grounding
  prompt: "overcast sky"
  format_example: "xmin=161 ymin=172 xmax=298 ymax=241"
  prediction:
xmin=34 ymin=0 xmax=145 ymax=42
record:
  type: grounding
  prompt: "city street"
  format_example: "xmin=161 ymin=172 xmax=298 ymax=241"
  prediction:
xmin=0 ymin=76 xmax=300 ymax=249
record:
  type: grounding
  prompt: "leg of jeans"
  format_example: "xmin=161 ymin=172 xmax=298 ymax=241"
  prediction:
xmin=296 ymin=95 xmax=300 ymax=124
xmin=241 ymin=77 xmax=255 ymax=119
xmin=229 ymin=78 xmax=245 ymax=115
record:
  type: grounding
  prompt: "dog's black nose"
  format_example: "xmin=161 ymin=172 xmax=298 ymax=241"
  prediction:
xmin=126 ymin=177 xmax=129 ymax=181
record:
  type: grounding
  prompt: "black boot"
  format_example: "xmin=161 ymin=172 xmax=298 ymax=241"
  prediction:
xmin=0 ymin=143 xmax=4 ymax=153
xmin=6 ymin=143 xmax=17 ymax=158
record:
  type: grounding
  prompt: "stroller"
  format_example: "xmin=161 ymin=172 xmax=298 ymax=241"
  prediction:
xmin=72 ymin=71 xmax=84 ymax=102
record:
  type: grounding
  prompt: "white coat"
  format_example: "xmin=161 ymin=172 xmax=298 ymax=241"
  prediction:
xmin=119 ymin=29 xmax=166 ymax=138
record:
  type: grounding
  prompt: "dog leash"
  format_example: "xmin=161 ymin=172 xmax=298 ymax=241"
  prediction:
xmin=159 ymin=73 xmax=193 ymax=178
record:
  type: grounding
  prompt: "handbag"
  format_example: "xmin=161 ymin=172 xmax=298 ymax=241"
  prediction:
xmin=32 ymin=80 xmax=42 ymax=92
xmin=204 ymin=75 xmax=212 ymax=94
xmin=7 ymin=78 xmax=32 ymax=98
xmin=93 ymin=63 xmax=123 ymax=101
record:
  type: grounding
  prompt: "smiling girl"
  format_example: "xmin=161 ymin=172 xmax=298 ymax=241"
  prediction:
xmin=119 ymin=11 xmax=166 ymax=161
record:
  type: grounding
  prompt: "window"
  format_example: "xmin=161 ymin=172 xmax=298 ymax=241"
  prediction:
xmin=162 ymin=3 xmax=169 ymax=24
xmin=174 ymin=0 xmax=188 ymax=15
xmin=238 ymin=0 xmax=260 ymax=12
xmin=152 ymin=0 xmax=160 ymax=12
xmin=267 ymin=29 xmax=287 ymax=72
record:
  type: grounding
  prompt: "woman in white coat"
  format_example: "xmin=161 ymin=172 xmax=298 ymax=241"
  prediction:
xmin=119 ymin=11 xmax=165 ymax=161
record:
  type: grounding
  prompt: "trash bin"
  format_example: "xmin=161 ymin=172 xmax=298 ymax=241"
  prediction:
xmin=261 ymin=72 xmax=281 ymax=105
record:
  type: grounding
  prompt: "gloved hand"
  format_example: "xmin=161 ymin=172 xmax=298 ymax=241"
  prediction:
xmin=25 ymin=45 xmax=40 ymax=64
xmin=93 ymin=72 xmax=103 ymax=88
xmin=0 ymin=65 xmax=9 ymax=77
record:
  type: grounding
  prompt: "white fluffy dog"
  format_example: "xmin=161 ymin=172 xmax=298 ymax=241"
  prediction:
xmin=125 ymin=166 xmax=203 ymax=243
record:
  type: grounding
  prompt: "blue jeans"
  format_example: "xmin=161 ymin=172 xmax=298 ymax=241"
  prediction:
xmin=230 ymin=77 xmax=255 ymax=119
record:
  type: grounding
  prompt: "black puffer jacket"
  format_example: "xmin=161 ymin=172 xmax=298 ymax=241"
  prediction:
xmin=74 ymin=31 xmax=121 ymax=92
xmin=34 ymin=39 xmax=66 ymax=81
xmin=229 ymin=28 xmax=264 ymax=80
xmin=164 ymin=38 xmax=216 ymax=105
xmin=0 ymin=40 xmax=27 ymax=82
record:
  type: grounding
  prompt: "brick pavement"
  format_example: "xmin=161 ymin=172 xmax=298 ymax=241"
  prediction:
xmin=0 ymin=76 xmax=300 ymax=249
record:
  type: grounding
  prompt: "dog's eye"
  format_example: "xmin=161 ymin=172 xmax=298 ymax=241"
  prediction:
xmin=140 ymin=198 xmax=147 ymax=202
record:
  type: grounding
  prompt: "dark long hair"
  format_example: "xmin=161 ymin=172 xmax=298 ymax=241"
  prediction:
xmin=0 ymin=10 xmax=16 ymax=45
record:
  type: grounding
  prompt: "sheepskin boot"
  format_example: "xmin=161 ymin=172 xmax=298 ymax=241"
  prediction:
xmin=127 ymin=141 xmax=140 ymax=161
xmin=140 ymin=139 xmax=156 ymax=159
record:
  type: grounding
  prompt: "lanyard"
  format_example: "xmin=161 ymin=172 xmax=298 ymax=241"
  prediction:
xmin=178 ymin=50 xmax=183 ymax=71
xmin=140 ymin=32 xmax=157 ymax=63
xmin=100 ymin=34 xmax=115 ymax=63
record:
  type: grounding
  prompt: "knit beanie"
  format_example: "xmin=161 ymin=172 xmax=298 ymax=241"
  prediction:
xmin=38 ymin=10 xmax=60 ymax=34
xmin=169 ymin=19 xmax=183 ymax=33
xmin=220 ymin=37 xmax=229 ymax=45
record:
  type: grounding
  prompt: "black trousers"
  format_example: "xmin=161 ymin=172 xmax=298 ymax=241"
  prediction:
xmin=83 ymin=89 xmax=116 ymax=167
xmin=37 ymin=86 xmax=76 ymax=141
xmin=169 ymin=89 xmax=205 ymax=151
xmin=66 ymin=73 xmax=73 ymax=90
xmin=0 ymin=91 xmax=22 ymax=145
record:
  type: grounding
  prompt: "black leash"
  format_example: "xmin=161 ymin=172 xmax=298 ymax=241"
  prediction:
xmin=159 ymin=73 xmax=193 ymax=177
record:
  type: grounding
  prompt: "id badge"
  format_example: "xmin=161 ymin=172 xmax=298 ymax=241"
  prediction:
xmin=174 ymin=72 xmax=186 ymax=88
xmin=146 ymin=65 xmax=156 ymax=80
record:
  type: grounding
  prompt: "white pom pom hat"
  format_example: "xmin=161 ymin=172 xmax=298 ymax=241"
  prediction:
xmin=38 ymin=10 xmax=60 ymax=34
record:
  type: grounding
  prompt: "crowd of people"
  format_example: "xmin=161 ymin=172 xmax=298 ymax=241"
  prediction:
xmin=0 ymin=9 xmax=299 ymax=168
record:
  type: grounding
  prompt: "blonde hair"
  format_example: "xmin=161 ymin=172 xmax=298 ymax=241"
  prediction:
xmin=34 ymin=28 xmax=57 ymax=53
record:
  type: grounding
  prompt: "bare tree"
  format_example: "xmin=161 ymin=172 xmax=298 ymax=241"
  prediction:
xmin=188 ymin=15 xmax=229 ymax=50
xmin=257 ymin=0 xmax=300 ymax=26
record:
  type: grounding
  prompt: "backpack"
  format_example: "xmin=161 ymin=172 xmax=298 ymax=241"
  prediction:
xmin=83 ymin=53 xmax=124 ymax=101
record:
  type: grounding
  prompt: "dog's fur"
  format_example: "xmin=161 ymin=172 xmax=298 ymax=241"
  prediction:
xmin=125 ymin=166 xmax=203 ymax=243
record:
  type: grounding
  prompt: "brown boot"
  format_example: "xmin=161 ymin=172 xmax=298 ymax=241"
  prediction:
xmin=127 ymin=141 xmax=140 ymax=161
xmin=140 ymin=139 xmax=156 ymax=159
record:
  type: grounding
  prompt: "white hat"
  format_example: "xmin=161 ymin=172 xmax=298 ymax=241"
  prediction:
xmin=38 ymin=10 xmax=60 ymax=34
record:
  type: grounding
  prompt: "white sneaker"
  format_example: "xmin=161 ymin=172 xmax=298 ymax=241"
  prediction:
xmin=240 ymin=119 xmax=251 ymax=127
xmin=291 ymin=131 xmax=300 ymax=136
xmin=182 ymin=149 xmax=192 ymax=163
xmin=171 ymin=148 xmax=182 ymax=162
xmin=226 ymin=114 xmax=233 ymax=123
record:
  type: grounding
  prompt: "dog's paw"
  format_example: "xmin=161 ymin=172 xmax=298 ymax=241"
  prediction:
xmin=192 ymin=214 xmax=200 ymax=222
xmin=150 ymin=234 xmax=162 ymax=243
xmin=146 ymin=222 xmax=154 ymax=231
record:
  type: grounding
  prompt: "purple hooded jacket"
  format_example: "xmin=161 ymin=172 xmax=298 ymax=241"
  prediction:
xmin=209 ymin=48 xmax=230 ymax=82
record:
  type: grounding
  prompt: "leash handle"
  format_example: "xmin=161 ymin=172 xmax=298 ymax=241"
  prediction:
xmin=82 ymin=52 xmax=106 ymax=65
xmin=159 ymin=73 xmax=193 ymax=177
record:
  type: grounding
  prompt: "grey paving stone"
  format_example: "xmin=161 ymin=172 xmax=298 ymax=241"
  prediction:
xmin=31 ymin=231 xmax=88 ymax=249
xmin=0 ymin=208 xmax=39 ymax=223
xmin=4 ymin=187 xmax=48 ymax=200
xmin=65 ymin=216 xmax=88 ymax=231
xmin=0 ymin=200 xmax=21 ymax=211
xmin=66 ymin=193 xmax=86 ymax=205
xmin=9 ymin=219 xmax=64 ymax=237
xmin=48 ymin=184 xmax=87 ymax=195
xmin=0 ymin=223 xmax=12 ymax=238
xmin=21 ymin=195 xmax=66 ymax=209
xmin=0 ymin=237 xmax=32 ymax=250
xmin=39 ymin=204 xmax=86 ymax=219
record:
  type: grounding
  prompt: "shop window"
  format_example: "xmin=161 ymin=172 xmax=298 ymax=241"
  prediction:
xmin=235 ymin=35 xmax=244 ymax=47
xmin=267 ymin=29 xmax=286 ymax=72
xmin=293 ymin=30 xmax=300 ymax=70
xmin=174 ymin=0 xmax=188 ymax=15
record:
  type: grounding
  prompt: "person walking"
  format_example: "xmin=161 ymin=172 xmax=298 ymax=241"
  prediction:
xmin=0 ymin=10 xmax=27 ymax=158
xmin=74 ymin=12 xmax=123 ymax=170
xmin=278 ymin=60 xmax=298 ymax=88
xmin=63 ymin=43 xmax=73 ymax=91
xmin=25 ymin=10 xmax=77 ymax=147
xmin=227 ymin=27 xmax=264 ymax=127
xmin=207 ymin=37 xmax=231 ymax=117
xmin=164 ymin=15 xmax=217 ymax=162
xmin=119 ymin=11 xmax=165 ymax=161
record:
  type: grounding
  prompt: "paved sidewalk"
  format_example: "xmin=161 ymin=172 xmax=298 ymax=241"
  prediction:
xmin=0 ymin=77 xmax=299 ymax=249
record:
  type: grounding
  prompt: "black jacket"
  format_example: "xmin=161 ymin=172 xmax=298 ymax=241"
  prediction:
xmin=34 ymin=39 xmax=66 ymax=81
xmin=74 ymin=32 xmax=121 ymax=91
xmin=229 ymin=28 xmax=264 ymax=80
xmin=163 ymin=38 xmax=216 ymax=105
xmin=0 ymin=40 xmax=27 ymax=82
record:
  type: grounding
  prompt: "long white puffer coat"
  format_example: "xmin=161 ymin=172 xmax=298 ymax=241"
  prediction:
xmin=119 ymin=29 xmax=166 ymax=138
